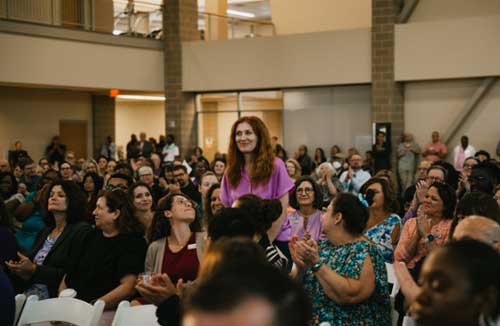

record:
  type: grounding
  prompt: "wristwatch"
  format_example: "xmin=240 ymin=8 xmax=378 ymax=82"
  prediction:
xmin=311 ymin=261 xmax=323 ymax=273
xmin=425 ymin=234 xmax=435 ymax=244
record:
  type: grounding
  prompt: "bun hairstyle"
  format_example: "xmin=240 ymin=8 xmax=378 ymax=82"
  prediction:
xmin=332 ymin=192 xmax=369 ymax=235
xmin=235 ymin=194 xmax=282 ymax=235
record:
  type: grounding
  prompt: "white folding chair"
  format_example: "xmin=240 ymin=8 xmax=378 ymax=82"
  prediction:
xmin=14 ymin=294 xmax=26 ymax=325
xmin=402 ymin=315 xmax=415 ymax=326
xmin=112 ymin=301 xmax=160 ymax=326
xmin=385 ymin=263 xmax=401 ymax=326
xmin=17 ymin=295 xmax=105 ymax=326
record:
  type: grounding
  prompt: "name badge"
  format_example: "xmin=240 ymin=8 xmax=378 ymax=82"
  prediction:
xmin=188 ymin=243 xmax=197 ymax=250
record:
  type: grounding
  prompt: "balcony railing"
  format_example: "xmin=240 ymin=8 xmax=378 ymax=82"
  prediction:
xmin=0 ymin=0 xmax=275 ymax=41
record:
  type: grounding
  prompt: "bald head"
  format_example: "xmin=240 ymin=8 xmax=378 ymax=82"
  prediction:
xmin=453 ymin=216 xmax=500 ymax=251
xmin=0 ymin=159 xmax=10 ymax=173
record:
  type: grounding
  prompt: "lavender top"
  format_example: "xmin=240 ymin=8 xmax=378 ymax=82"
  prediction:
xmin=282 ymin=210 xmax=326 ymax=241
xmin=220 ymin=158 xmax=294 ymax=207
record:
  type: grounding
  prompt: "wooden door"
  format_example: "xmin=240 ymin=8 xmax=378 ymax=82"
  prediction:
xmin=59 ymin=120 xmax=87 ymax=160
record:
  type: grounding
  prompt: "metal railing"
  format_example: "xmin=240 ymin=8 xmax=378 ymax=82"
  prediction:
xmin=198 ymin=11 xmax=276 ymax=41
xmin=0 ymin=1 xmax=276 ymax=41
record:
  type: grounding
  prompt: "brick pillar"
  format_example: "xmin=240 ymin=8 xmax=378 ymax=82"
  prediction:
xmin=372 ymin=0 xmax=404 ymax=169
xmin=163 ymin=0 xmax=199 ymax=158
xmin=92 ymin=95 xmax=115 ymax=159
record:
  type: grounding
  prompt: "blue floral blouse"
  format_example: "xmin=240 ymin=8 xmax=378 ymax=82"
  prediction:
xmin=364 ymin=214 xmax=402 ymax=263
xmin=304 ymin=240 xmax=391 ymax=326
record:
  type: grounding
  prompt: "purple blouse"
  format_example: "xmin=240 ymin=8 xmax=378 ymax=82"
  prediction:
xmin=285 ymin=210 xmax=326 ymax=241
xmin=220 ymin=158 xmax=294 ymax=207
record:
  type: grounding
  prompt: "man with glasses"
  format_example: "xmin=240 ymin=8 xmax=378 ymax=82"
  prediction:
xmin=105 ymin=173 xmax=132 ymax=191
xmin=173 ymin=165 xmax=201 ymax=205
xmin=339 ymin=154 xmax=371 ymax=196
xmin=403 ymin=165 xmax=447 ymax=222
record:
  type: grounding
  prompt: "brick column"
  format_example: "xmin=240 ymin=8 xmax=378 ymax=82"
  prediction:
xmin=163 ymin=0 xmax=199 ymax=158
xmin=372 ymin=0 xmax=404 ymax=169
xmin=92 ymin=95 xmax=115 ymax=158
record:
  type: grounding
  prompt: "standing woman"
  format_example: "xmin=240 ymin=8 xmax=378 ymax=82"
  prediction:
xmin=220 ymin=116 xmax=294 ymax=241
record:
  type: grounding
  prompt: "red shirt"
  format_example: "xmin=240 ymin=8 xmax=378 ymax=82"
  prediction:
xmin=162 ymin=233 xmax=199 ymax=284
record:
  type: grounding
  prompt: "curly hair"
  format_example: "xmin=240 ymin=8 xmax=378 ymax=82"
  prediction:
xmin=226 ymin=116 xmax=275 ymax=188
xmin=100 ymin=190 xmax=145 ymax=236
xmin=234 ymin=194 xmax=282 ymax=235
xmin=148 ymin=193 xmax=201 ymax=242
xmin=44 ymin=180 xmax=87 ymax=227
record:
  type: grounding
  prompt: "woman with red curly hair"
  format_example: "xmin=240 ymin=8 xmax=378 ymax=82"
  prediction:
xmin=220 ymin=116 xmax=293 ymax=242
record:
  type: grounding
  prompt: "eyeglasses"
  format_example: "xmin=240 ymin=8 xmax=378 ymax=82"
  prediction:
xmin=296 ymin=187 xmax=313 ymax=194
xmin=426 ymin=176 xmax=444 ymax=183
xmin=106 ymin=184 xmax=128 ymax=191
xmin=175 ymin=198 xmax=195 ymax=208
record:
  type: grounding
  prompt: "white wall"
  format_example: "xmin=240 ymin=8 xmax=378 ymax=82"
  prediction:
xmin=270 ymin=0 xmax=371 ymax=35
xmin=405 ymin=79 xmax=500 ymax=160
xmin=0 ymin=87 xmax=93 ymax=161
xmin=0 ymin=32 xmax=164 ymax=92
xmin=115 ymin=100 xmax=166 ymax=153
xmin=283 ymin=85 xmax=372 ymax=157
xmin=409 ymin=0 xmax=500 ymax=22
xmin=183 ymin=28 xmax=371 ymax=91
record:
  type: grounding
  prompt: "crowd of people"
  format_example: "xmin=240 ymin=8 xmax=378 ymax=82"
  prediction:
xmin=1 ymin=116 xmax=500 ymax=326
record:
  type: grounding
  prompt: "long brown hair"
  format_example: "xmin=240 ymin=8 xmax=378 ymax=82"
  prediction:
xmin=226 ymin=116 xmax=275 ymax=188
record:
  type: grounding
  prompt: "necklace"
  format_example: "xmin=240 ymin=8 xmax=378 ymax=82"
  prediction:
xmin=303 ymin=213 xmax=311 ymax=241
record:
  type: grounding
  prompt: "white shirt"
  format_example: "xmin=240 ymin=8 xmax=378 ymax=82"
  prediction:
xmin=162 ymin=143 xmax=179 ymax=162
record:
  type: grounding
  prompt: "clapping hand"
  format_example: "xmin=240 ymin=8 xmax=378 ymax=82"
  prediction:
xmin=294 ymin=238 xmax=320 ymax=267
xmin=6 ymin=252 xmax=36 ymax=280
xmin=135 ymin=273 xmax=182 ymax=305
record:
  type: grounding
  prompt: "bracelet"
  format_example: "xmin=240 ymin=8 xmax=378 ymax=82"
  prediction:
xmin=311 ymin=261 xmax=323 ymax=273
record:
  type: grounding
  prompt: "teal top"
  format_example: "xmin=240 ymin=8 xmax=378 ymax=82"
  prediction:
xmin=304 ymin=239 xmax=391 ymax=326
xmin=15 ymin=192 xmax=45 ymax=254
xmin=364 ymin=214 xmax=402 ymax=263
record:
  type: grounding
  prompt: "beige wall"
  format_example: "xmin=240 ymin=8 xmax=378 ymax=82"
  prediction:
xmin=270 ymin=0 xmax=371 ymax=35
xmin=115 ymin=100 xmax=166 ymax=154
xmin=183 ymin=28 xmax=371 ymax=91
xmin=283 ymin=85 xmax=372 ymax=157
xmin=0 ymin=86 xmax=93 ymax=161
xmin=395 ymin=15 xmax=500 ymax=81
xmin=409 ymin=0 xmax=500 ymax=22
xmin=0 ymin=32 xmax=164 ymax=92
xmin=405 ymin=79 xmax=500 ymax=160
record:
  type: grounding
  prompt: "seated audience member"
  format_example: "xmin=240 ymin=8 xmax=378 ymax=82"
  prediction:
xmin=495 ymin=185 xmax=500 ymax=208
xmin=38 ymin=157 xmax=50 ymax=175
xmin=339 ymin=153 xmax=371 ymax=196
xmin=183 ymin=255 xmax=311 ymax=326
xmin=475 ymin=149 xmax=491 ymax=163
xmin=129 ymin=182 xmax=155 ymax=233
xmin=144 ymin=194 xmax=204 ymax=291
xmin=210 ymin=158 xmax=226 ymax=182
xmin=360 ymin=177 xmax=402 ymax=263
xmin=198 ymin=172 xmax=218 ymax=210
xmin=192 ymin=159 xmax=209 ymax=188
xmin=290 ymin=192 xmax=391 ymax=325
xmin=403 ymin=165 xmax=447 ymax=222
xmin=0 ymin=268 xmax=15 ymax=326
xmin=287 ymin=176 xmax=325 ymax=241
xmin=0 ymin=158 xmax=10 ymax=173
xmin=138 ymin=166 xmax=164 ymax=202
xmin=207 ymin=207 xmax=257 ymax=242
xmin=173 ymin=165 xmax=201 ymax=205
xmin=313 ymin=147 xmax=327 ymax=169
xmin=114 ymin=162 xmax=134 ymax=178
xmin=105 ymin=173 xmax=133 ymax=191
xmin=0 ymin=171 xmax=24 ymax=214
xmin=59 ymin=161 xmax=76 ymax=182
xmin=19 ymin=159 xmax=41 ymax=192
xmin=316 ymin=162 xmax=338 ymax=207
xmin=81 ymin=159 xmax=98 ymax=176
xmin=275 ymin=144 xmax=288 ymax=161
xmin=0 ymin=200 xmax=16 ymax=266
xmin=15 ymin=169 xmax=61 ymax=253
xmin=469 ymin=161 xmax=500 ymax=195
xmin=97 ymin=155 xmax=108 ymax=176
xmin=285 ymin=159 xmax=302 ymax=183
xmin=456 ymin=157 xmax=479 ymax=199
xmin=395 ymin=182 xmax=456 ymax=273
xmin=202 ymin=184 xmax=222 ymax=228
xmin=61 ymin=190 xmax=147 ymax=309
xmin=410 ymin=239 xmax=500 ymax=326
xmin=7 ymin=181 xmax=91 ymax=298
xmin=232 ymin=195 xmax=288 ymax=272
xmin=82 ymin=172 xmax=103 ymax=224
xmin=449 ymin=191 xmax=500 ymax=237
xmin=296 ymin=145 xmax=314 ymax=176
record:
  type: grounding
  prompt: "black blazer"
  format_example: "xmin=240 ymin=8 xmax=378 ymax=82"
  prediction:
xmin=29 ymin=222 xmax=92 ymax=297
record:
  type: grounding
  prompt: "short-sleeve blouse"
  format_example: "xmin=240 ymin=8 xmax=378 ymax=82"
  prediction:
xmin=220 ymin=158 xmax=294 ymax=206
xmin=364 ymin=214 xmax=402 ymax=263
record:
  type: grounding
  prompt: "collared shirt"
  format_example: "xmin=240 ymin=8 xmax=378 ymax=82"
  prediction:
xmin=339 ymin=169 xmax=371 ymax=196
xmin=162 ymin=143 xmax=179 ymax=162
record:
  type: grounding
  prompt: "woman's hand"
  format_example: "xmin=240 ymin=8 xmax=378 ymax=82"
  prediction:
xmin=135 ymin=273 xmax=179 ymax=305
xmin=5 ymin=252 xmax=36 ymax=280
xmin=416 ymin=215 xmax=432 ymax=238
xmin=295 ymin=239 xmax=320 ymax=267
xmin=289 ymin=236 xmax=306 ymax=270
xmin=415 ymin=180 xmax=428 ymax=204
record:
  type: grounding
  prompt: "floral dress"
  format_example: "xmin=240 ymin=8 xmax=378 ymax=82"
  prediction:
xmin=304 ymin=240 xmax=391 ymax=326
xmin=364 ymin=214 xmax=402 ymax=263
